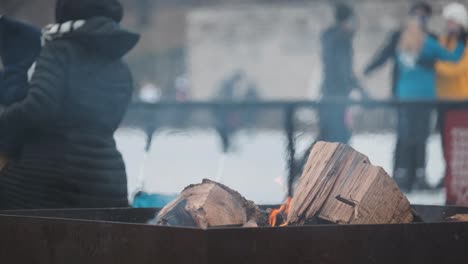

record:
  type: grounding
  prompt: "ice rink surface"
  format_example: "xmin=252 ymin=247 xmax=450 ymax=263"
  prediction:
xmin=116 ymin=129 xmax=446 ymax=205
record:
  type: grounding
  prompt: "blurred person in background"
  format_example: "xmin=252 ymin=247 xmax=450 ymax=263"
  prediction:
xmin=218 ymin=71 xmax=244 ymax=102
xmin=363 ymin=2 xmax=435 ymax=182
xmin=0 ymin=0 xmax=139 ymax=209
xmin=435 ymin=3 xmax=468 ymax=191
xmin=216 ymin=71 xmax=244 ymax=153
xmin=138 ymin=79 xmax=161 ymax=103
xmin=437 ymin=3 xmax=468 ymax=101
xmin=243 ymin=80 xmax=261 ymax=133
xmin=175 ymin=75 xmax=190 ymax=102
xmin=319 ymin=3 xmax=367 ymax=144
xmin=364 ymin=1 xmax=434 ymax=98
xmin=0 ymin=17 xmax=41 ymax=169
xmin=174 ymin=75 xmax=191 ymax=128
xmin=395 ymin=16 xmax=464 ymax=192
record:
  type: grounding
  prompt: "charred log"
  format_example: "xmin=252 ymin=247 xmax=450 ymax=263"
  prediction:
xmin=154 ymin=179 xmax=264 ymax=229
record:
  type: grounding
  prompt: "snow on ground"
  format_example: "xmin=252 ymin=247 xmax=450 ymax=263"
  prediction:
xmin=116 ymin=129 xmax=446 ymax=205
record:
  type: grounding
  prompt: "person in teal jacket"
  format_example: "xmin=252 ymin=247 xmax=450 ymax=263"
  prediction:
xmin=397 ymin=37 xmax=464 ymax=98
xmin=395 ymin=17 xmax=464 ymax=192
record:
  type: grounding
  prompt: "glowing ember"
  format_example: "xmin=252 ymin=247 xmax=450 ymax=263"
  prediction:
xmin=269 ymin=197 xmax=292 ymax=227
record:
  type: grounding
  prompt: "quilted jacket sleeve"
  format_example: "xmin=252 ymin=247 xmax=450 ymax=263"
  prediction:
xmin=0 ymin=41 xmax=69 ymax=151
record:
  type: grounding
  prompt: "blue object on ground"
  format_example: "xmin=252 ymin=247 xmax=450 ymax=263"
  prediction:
xmin=132 ymin=192 xmax=177 ymax=208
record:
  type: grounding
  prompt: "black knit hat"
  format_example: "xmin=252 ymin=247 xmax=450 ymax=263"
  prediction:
xmin=335 ymin=3 xmax=354 ymax=23
xmin=55 ymin=0 xmax=124 ymax=23
xmin=410 ymin=1 xmax=433 ymax=16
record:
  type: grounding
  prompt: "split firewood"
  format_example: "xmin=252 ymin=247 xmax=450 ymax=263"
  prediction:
xmin=154 ymin=179 xmax=265 ymax=229
xmin=287 ymin=142 xmax=413 ymax=225
xmin=447 ymin=214 xmax=468 ymax=222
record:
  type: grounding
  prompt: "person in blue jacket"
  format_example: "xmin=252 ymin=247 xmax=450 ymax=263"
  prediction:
xmin=395 ymin=17 xmax=465 ymax=192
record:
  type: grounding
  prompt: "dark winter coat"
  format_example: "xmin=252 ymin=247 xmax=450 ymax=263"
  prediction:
xmin=321 ymin=26 xmax=360 ymax=97
xmin=0 ymin=17 xmax=41 ymax=105
xmin=0 ymin=17 xmax=139 ymax=209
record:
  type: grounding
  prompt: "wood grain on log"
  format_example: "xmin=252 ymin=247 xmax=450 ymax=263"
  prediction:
xmin=447 ymin=214 xmax=468 ymax=222
xmin=155 ymin=179 xmax=261 ymax=229
xmin=287 ymin=142 xmax=413 ymax=225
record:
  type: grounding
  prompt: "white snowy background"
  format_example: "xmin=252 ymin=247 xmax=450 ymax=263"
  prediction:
xmin=116 ymin=129 xmax=445 ymax=205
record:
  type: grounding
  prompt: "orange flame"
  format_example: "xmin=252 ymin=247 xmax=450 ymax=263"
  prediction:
xmin=269 ymin=197 xmax=292 ymax=227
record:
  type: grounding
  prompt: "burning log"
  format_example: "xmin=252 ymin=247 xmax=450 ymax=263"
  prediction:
xmin=269 ymin=197 xmax=291 ymax=226
xmin=154 ymin=142 xmax=413 ymax=229
xmin=447 ymin=214 xmax=468 ymax=222
xmin=154 ymin=179 xmax=266 ymax=229
xmin=285 ymin=142 xmax=413 ymax=226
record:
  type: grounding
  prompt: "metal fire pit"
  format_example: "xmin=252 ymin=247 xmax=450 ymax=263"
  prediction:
xmin=0 ymin=205 xmax=467 ymax=264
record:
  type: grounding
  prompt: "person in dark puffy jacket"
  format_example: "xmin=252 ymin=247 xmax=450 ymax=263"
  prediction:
xmin=0 ymin=17 xmax=41 ymax=167
xmin=0 ymin=0 xmax=140 ymax=209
